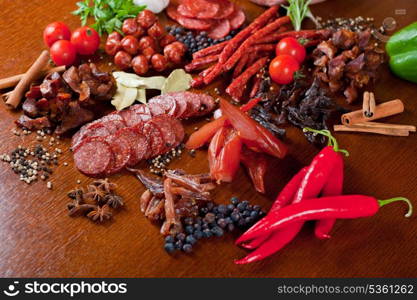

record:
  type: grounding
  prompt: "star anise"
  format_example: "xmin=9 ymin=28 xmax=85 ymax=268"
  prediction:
xmin=91 ymin=178 xmax=117 ymax=193
xmin=67 ymin=188 xmax=84 ymax=202
xmin=84 ymin=184 xmax=107 ymax=203
xmin=67 ymin=203 xmax=96 ymax=217
xmin=104 ymin=193 xmax=124 ymax=209
xmin=86 ymin=204 xmax=112 ymax=223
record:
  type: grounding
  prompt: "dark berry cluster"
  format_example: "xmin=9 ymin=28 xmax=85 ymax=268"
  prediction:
xmin=164 ymin=197 xmax=265 ymax=254
xmin=165 ymin=26 xmax=239 ymax=56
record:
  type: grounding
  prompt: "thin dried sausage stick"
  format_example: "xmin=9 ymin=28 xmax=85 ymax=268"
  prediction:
xmin=219 ymin=5 xmax=279 ymax=64
xmin=224 ymin=16 xmax=291 ymax=71
xmin=233 ymin=53 xmax=250 ymax=78
xmin=226 ymin=57 xmax=268 ymax=100
xmin=250 ymin=70 xmax=263 ymax=99
xmin=192 ymin=40 xmax=229 ymax=59
xmin=255 ymin=29 xmax=331 ymax=44
xmin=185 ymin=54 xmax=219 ymax=72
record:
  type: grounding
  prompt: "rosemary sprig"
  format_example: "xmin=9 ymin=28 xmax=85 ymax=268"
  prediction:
xmin=72 ymin=0 xmax=146 ymax=36
xmin=284 ymin=0 xmax=319 ymax=31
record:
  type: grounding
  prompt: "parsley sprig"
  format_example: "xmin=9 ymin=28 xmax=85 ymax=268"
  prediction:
xmin=72 ymin=0 xmax=146 ymax=36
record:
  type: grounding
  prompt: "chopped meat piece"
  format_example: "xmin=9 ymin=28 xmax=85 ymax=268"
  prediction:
xmin=22 ymin=98 xmax=39 ymax=118
xmin=15 ymin=115 xmax=52 ymax=130
xmin=55 ymin=101 xmax=94 ymax=135
xmin=317 ymin=40 xmax=337 ymax=58
xmin=332 ymin=29 xmax=357 ymax=49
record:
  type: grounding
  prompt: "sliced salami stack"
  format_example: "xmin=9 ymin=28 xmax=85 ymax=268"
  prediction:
xmin=72 ymin=92 xmax=215 ymax=177
xmin=167 ymin=0 xmax=246 ymax=39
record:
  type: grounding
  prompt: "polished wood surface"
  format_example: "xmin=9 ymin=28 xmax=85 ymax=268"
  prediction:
xmin=0 ymin=0 xmax=416 ymax=278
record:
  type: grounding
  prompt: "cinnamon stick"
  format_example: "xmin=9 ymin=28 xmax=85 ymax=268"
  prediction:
xmin=353 ymin=122 xmax=416 ymax=132
xmin=341 ymin=99 xmax=404 ymax=125
xmin=362 ymin=91 xmax=371 ymax=118
xmin=0 ymin=65 xmax=65 ymax=90
xmin=334 ymin=124 xmax=410 ymax=136
xmin=5 ymin=50 xmax=50 ymax=109
xmin=369 ymin=92 xmax=376 ymax=117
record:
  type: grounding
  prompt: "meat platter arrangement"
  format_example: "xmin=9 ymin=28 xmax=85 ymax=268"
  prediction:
xmin=0 ymin=0 xmax=416 ymax=269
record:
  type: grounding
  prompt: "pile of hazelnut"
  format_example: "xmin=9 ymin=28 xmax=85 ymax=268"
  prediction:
xmin=105 ymin=10 xmax=186 ymax=75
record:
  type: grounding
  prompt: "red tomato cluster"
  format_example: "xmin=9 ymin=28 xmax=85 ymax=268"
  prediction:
xmin=43 ymin=22 xmax=100 ymax=66
xmin=269 ymin=37 xmax=306 ymax=85
xmin=106 ymin=10 xmax=186 ymax=75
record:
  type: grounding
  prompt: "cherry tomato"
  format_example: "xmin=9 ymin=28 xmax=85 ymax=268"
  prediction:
xmin=269 ymin=55 xmax=300 ymax=85
xmin=50 ymin=40 xmax=77 ymax=66
xmin=43 ymin=22 xmax=71 ymax=48
xmin=137 ymin=10 xmax=157 ymax=28
xmin=121 ymin=35 xmax=140 ymax=55
xmin=70 ymin=26 xmax=100 ymax=55
xmin=275 ymin=37 xmax=306 ymax=63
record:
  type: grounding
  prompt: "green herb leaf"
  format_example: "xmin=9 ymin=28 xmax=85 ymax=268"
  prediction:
xmin=72 ymin=0 xmax=147 ymax=36
xmin=284 ymin=0 xmax=313 ymax=31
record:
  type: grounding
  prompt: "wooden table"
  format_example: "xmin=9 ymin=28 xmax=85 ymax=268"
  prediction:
xmin=0 ymin=0 xmax=416 ymax=278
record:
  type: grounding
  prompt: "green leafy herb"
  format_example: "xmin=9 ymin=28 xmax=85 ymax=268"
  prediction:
xmin=284 ymin=0 xmax=319 ymax=31
xmin=72 ymin=0 xmax=146 ymax=36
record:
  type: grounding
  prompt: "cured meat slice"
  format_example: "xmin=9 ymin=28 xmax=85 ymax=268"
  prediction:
xmin=142 ymin=122 xmax=165 ymax=156
xmin=148 ymin=102 xmax=166 ymax=117
xmin=208 ymin=19 xmax=231 ymax=40
xmin=228 ymin=6 xmax=246 ymax=30
xmin=196 ymin=93 xmax=217 ymax=116
xmin=178 ymin=0 xmax=219 ymax=19
xmin=100 ymin=113 xmax=125 ymax=123
xmin=119 ymin=108 xmax=144 ymax=127
xmin=150 ymin=115 xmax=177 ymax=151
xmin=74 ymin=137 xmax=113 ymax=177
xmin=105 ymin=134 xmax=131 ymax=175
xmin=169 ymin=117 xmax=185 ymax=145
xmin=183 ymin=93 xmax=202 ymax=118
xmin=132 ymin=104 xmax=152 ymax=121
xmin=117 ymin=127 xmax=150 ymax=166
xmin=71 ymin=123 xmax=110 ymax=151
xmin=167 ymin=5 xmax=213 ymax=30
xmin=174 ymin=95 xmax=189 ymax=119
xmin=211 ymin=0 xmax=235 ymax=19
xmin=148 ymin=94 xmax=178 ymax=116
xmin=100 ymin=119 xmax=126 ymax=134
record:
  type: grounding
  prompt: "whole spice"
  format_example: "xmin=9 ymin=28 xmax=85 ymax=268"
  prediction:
xmin=87 ymin=204 xmax=113 ymax=222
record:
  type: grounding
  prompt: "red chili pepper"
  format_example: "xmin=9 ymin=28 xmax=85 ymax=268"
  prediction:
xmin=220 ymin=98 xmax=287 ymax=159
xmin=236 ymin=145 xmax=340 ymax=246
xmin=186 ymin=98 xmax=262 ymax=150
xmin=238 ymin=167 xmax=308 ymax=249
xmin=240 ymin=147 xmax=268 ymax=194
xmin=235 ymin=196 xmax=411 ymax=264
xmin=315 ymin=154 xmax=344 ymax=239
xmin=239 ymin=196 xmax=412 ymax=241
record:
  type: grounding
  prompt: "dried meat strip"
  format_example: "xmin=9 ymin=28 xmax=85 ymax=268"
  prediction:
xmin=224 ymin=16 xmax=290 ymax=71
xmin=192 ymin=40 xmax=228 ymax=59
xmin=185 ymin=54 xmax=219 ymax=72
xmin=226 ymin=56 xmax=269 ymax=100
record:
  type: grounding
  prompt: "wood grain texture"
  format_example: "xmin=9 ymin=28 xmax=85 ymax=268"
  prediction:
xmin=0 ymin=0 xmax=416 ymax=278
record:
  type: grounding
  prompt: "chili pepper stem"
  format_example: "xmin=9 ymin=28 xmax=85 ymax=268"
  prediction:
xmin=378 ymin=197 xmax=413 ymax=217
xmin=303 ymin=127 xmax=349 ymax=156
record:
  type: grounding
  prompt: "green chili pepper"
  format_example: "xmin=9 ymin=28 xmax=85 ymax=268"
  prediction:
xmin=386 ymin=21 xmax=417 ymax=83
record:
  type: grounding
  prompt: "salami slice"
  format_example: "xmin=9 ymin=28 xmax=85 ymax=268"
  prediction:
xmin=132 ymin=104 xmax=152 ymax=121
xmin=116 ymin=127 xmax=150 ymax=166
xmin=74 ymin=137 xmax=113 ymax=177
xmin=211 ymin=0 xmax=235 ymax=19
xmin=183 ymin=93 xmax=202 ymax=118
xmin=71 ymin=123 xmax=111 ymax=151
xmin=142 ymin=122 xmax=165 ymax=156
xmin=178 ymin=0 xmax=219 ymax=19
xmin=228 ymin=6 xmax=246 ymax=30
xmin=105 ymin=134 xmax=131 ymax=175
xmin=167 ymin=5 xmax=213 ymax=30
xmin=169 ymin=117 xmax=185 ymax=146
xmin=196 ymin=93 xmax=217 ymax=116
xmin=208 ymin=19 xmax=231 ymax=40
xmin=100 ymin=119 xmax=126 ymax=134
xmin=174 ymin=95 xmax=189 ymax=119
xmin=148 ymin=94 xmax=178 ymax=116
xmin=150 ymin=115 xmax=178 ymax=151
xmin=148 ymin=102 xmax=166 ymax=117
